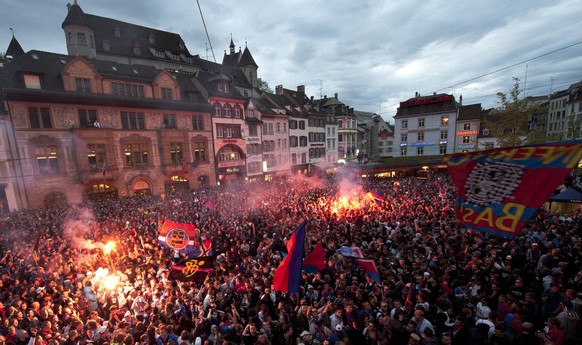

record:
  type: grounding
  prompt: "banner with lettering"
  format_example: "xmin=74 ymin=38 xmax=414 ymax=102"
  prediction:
xmin=444 ymin=141 xmax=582 ymax=236
xmin=168 ymin=255 xmax=216 ymax=283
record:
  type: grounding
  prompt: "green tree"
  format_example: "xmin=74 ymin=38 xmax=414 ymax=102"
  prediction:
xmin=481 ymin=77 xmax=541 ymax=148
xmin=256 ymin=77 xmax=272 ymax=93
xmin=0 ymin=52 xmax=5 ymax=62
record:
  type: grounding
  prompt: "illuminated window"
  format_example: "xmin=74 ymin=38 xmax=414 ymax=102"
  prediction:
xmin=463 ymin=123 xmax=471 ymax=130
xmin=123 ymin=143 xmax=149 ymax=167
xmin=87 ymin=144 xmax=106 ymax=171
xmin=35 ymin=145 xmax=59 ymax=174
xmin=462 ymin=136 xmax=470 ymax=144
xmin=193 ymin=141 xmax=207 ymax=162
xmin=441 ymin=116 xmax=449 ymax=125
xmin=169 ymin=142 xmax=183 ymax=165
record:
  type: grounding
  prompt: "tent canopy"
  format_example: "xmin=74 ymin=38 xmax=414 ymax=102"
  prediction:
xmin=549 ymin=187 xmax=582 ymax=204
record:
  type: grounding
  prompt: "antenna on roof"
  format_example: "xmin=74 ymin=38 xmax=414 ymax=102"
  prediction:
xmin=319 ymin=80 xmax=323 ymax=99
xmin=196 ymin=0 xmax=216 ymax=63
xmin=9 ymin=28 xmax=14 ymax=37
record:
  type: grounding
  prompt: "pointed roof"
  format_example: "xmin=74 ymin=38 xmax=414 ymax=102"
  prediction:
xmin=62 ymin=0 xmax=89 ymax=27
xmin=238 ymin=47 xmax=258 ymax=68
xmin=457 ymin=103 xmax=482 ymax=121
xmin=5 ymin=35 xmax=25 ymax=60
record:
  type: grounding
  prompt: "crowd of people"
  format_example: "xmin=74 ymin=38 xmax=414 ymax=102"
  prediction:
xmin=0 ymin=171 xmax=581 ymax=345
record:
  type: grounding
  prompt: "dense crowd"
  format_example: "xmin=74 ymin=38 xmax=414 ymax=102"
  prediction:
xmin=0 ymin=171 xmax=581 ymax=345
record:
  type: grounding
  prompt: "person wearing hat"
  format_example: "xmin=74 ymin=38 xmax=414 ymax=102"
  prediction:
xmin=297 ymin=330 xmax=319 ymax=345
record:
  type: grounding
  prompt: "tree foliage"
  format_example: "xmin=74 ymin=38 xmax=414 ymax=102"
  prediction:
xmin=256 ymin=77 xmax=272 ymax=93
xmin=481 ymin=77 xmax=542 ymax=148
xmin=0 ymin=52 xmax=5 ymax=62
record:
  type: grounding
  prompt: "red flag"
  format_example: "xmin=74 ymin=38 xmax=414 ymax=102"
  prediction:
xmin=302 ymin=242 xmax=326 ymax=273
xmin=273 ymin=221 xmax=307 ymax=294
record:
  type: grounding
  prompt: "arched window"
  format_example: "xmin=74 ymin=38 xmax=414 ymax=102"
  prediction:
xmin=214 ymin=103 xmax=222 ymax=117
xmin=223 ymin=104 xmax=232 ymax=118
xmin=234 ymin=106 xmax=242 ymax=119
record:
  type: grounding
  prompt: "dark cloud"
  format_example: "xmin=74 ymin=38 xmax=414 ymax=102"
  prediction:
xmin=1 ymin=0 xmax=580 ymax=123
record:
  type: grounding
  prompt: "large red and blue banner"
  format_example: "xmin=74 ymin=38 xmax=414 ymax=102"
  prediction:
xmin=158 ymin=219 xmax=201 ymax=256
xmin=273 ymin=221 xmax=307 ymax=294
xmin=445 ymin=141 xmax=582 ymax=236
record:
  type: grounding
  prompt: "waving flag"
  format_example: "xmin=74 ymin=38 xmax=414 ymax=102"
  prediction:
xmin=338 ymin=246 xmax=364 ymax=258
xmin=158 ymin=220 xmax=200 ymax=256
xmin=168 ymin=255 xmax=216 ymax=284
xmin=273 ymin=221 xmax=307 ymax=294
xmin=368 ymin=191 xmax=385 ymax=205
xmin=445 ymin=141 xmax=582 ymax=236
xmin=302 ymin=242 xmax=326 ymax=273
xmin=355 ymin=258 xmax=381 ymax=285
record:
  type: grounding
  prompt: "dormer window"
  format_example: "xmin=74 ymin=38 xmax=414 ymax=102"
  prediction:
xmin=24 ymin=74 xmax=41 ymax=89
xmin=102 ymin=40 xmax=111 ymax=52
xmin=218 ymin=82 xmax=230 ymax=93
xmin=155 ymin=50 xmax=165 ymax=58
xmin=483 ymin=129 xmax=490 ymax=135
xmin=114 ymin=27 xmax=121 ymax=38
xmin=133 ymin=44 xmax=141 ymax=55
xmin=179 ymin=41 xmax=185 ymax=50
xmin=148 ymin=33 xmax=155 ymax=44
xmin=171 ymin=53 xmax=180 ymax=61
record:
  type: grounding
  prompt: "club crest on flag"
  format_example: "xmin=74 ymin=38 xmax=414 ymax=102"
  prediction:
xmin=164 ymin=227 xmax=191 ymax=251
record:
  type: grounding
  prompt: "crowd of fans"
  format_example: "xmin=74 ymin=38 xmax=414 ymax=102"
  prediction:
xmin=0 ymin=171 xmax=581 ymax=345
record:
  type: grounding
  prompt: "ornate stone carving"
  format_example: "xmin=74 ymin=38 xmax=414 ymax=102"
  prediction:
xmin=67 ymin=60 xmax=94 ymax=77
xmin=54 ymin=107 xmax=77 ymax=128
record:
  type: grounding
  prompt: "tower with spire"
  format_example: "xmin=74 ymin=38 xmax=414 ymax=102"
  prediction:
xmin=4 ymin=29 xmax=25 ymax=62
xmin=222 ymin=37 xmax=259 ymax=90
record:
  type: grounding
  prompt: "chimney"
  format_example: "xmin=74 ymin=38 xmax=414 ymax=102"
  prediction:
xmin=297 ymin=85 xmax=305 ymax=93
xmin=275 ymin=85 xmax=283 ymax=95
xmin=459 ymin=95 xmax=463 ymax=105
xmin=324 ymin=95 xmax=327 ymax=99
xmin=334 ymin=92 xmax=338 ymax=99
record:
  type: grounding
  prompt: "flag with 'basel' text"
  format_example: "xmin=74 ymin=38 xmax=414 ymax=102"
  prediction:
xmin=168 ymin=255 xmax=216 ymax=284
xmin=158 ymin=219 xmax=200 ymax=256
xmin=273 ymin=221 xmax=307 ymax=294
xmin=444 ymin=141 xmax=582 ymax=236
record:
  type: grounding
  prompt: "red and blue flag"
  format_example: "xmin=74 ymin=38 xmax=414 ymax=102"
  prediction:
xmin=302 ymin=241 xmax=326 ymax=273
xmin=273 ymin=221 xmax=307 ymax=294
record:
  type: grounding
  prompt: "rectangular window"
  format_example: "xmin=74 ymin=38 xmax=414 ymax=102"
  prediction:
xmin=192 ymin=115 xmax=204 ymax=131
xmin=78 ymin=109 xmax=97 ymax=128
xmin=163 ymin=114 xmax=176 ymax=129
xmin=249 ymin=124 xmax=258 ymax=136
xmin=35 ymin=145 xmax=59 ymax=174
xmin=169 ymin=142 xmax=183 ymax=165
xmin=290 ymin=136 xmax=298 ymax=147
xmin=418 ymin=118 xmax=425 ymax=127
xmin=87 ymin=144 xmax=106 ymax=171
xmin=463 ymin=123 xmax=471 ymax=130
xmin=462 ymin=136 xmax=470 ymax=144
xmin=28 ymin=107 xmax=52 ymax=129
xmin=401 ymin=147 xmax=407 ymax=156
xmin=193 ymin=142 xmax=206 ymax=162
xmin=299 ymin=121 xmax=305 ymax=130
xmin=24 ymin=74 xmax=41 ymax=89
xmin=77 ymin=33 xmax=87 ymax=46
xmin=120 ymin=112 xmax=145 ymax=129
xmin=124 ymin=143 xmax=149 ymax=167
xmin=441 ymin=116 xmax=449 ymax=125
xmin=161 ymin=88 xmax=172 ymax=100
xmin=417 ymin=147 xmax=424 ymax=155
xmin=417 ymin=133 xmax=424 ymax=141
xmin=402 ymin=120 xmax=408 ymax=129
xmin=440 ymin=145 xmax=447 ymax=154
xmin=401 ymin=134 xmax=407 ymax=142
xmin=75 ymin=78 xmax=91 ymax=92
xmin=440 ymin=131 xmax=448 ymax=140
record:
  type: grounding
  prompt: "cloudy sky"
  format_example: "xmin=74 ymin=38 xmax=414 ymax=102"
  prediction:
xmin=1 ymin=0 xmax=581 ymax=123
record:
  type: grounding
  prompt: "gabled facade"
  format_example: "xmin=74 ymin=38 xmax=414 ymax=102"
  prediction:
xmin=0 ymin=50 xmax=214 ymax=209
xmin=393 ymin=93 xmax=458 ymax=157
xmin=455 ymin=103 xmax=482 ymax=152
xmin=374 ymin=116 xmax=394 ymax=159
